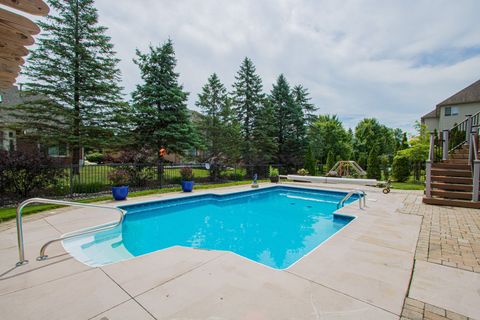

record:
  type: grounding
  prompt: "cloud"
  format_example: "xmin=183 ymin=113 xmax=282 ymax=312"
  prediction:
xmin=25 ymin=0 xmax=480 ymax=132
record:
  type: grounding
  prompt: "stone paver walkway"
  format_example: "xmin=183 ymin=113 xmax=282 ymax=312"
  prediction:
xmin=399 ymin=194 xmax=480 ymax=320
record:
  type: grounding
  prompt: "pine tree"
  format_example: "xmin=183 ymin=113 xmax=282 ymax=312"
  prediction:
xmin=270 ymin=74 xmax=306 ymax=167
xmin=131 ymin=39 xmax=198 ymax=159
xmin=251 ymin=99 xmax=278 ymax=165
xmin=292 ymin=85 xmax=317 ymax=125
xmin=196 ymin=73 xmax=241 ymax=164
xmin=11 ymin=0 xmax=125 ymax=167
xmin=232 ymin=57 xmax=266 ymax=166
xmin=367 ymin=146 xmax=381 ymax=179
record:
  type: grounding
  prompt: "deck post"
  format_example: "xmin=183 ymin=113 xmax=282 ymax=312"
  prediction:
xmin=473 ymin=160 xmax=480 ymax=202
xmin=442 ymin=130 xmax=449 ymax=161
xmin=466 ymin=114 xmax=472 ymax=145
xmin=425 ymin=132 xmax=435 ymax=198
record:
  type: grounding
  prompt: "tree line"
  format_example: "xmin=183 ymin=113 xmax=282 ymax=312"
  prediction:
xmin=3 ymin=0 xmax=425 ymax=182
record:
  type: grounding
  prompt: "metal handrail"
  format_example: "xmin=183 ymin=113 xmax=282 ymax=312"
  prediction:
xmin=15 ymin=198 xmax=125 ymax=266
xmin=337 ymin=190 xmax=366 ymax=209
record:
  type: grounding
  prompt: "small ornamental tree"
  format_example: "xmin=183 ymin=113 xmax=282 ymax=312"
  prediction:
xmin=304 ymin=145 xmax=316 ymax=176
xmin=326 ymin=151 xmax=335 ymax=172
xmin=367 ymin=146 xmax=381 ymax=179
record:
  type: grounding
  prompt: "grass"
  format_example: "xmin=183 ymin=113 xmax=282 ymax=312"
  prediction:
xmin=391 ymin=181 xmax=424 ymax=190
xmin=0 ymin=179 xmax=267 ymax=222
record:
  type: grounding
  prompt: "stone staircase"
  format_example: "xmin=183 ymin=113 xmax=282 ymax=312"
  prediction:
xmin=423 ymin=146 xmax=480 ymax=208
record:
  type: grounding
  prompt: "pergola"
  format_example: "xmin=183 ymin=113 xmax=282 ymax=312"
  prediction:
xmin=0 ymin=0 xmax=49 ymax=89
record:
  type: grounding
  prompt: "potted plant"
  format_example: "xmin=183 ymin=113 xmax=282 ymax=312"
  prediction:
xmin=108 ymin=168 xmax=130 ymax=200
xmin=269 ymin=166 xmax=280 ymax=183
xmin=180 ymin=166 xmax=194 ymax=192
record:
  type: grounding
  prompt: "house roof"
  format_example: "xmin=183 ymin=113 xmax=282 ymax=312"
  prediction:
xmin=421 ymin=109 xmax=437 ymax=119
xmin=437 ymin=79 xmax=480 ymax=107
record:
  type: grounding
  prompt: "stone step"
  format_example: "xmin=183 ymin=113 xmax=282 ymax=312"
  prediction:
xmin=431 ymin=169 xmax=472 ymax=177
xmin=431 ymin=176 xmax=472 ymax=184
xmin=431 ymin=182 xmax=472 ymax=191
xmin=431 ymin=190 xmax=472 ymax=200
xmin=423 ymin=197 xmax=480 ymax=208
xmin=433 ymin=163 xmax=470 ymax=170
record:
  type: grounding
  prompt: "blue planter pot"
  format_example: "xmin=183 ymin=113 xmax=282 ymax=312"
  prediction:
xmin=112 ymin=186 xmax=129 ymax=200
xmin=181 ymin=180 xmax=194 ymax=192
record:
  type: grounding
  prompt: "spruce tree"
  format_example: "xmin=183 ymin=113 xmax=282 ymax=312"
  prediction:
xmin=270 ymin=74 xmax=306 ymax=167
xmin=232 ymin=57 xmax=266 ymax=166
xmin=196 ymin=73 xmax=241 ymax=164
xmin=11 ymin=0 xmax=124 ymax=167
xmin=292 ymin=85 xmax=317 ymax=125
xmin=131 ymin=40 xmax=198 ymax=159
xmin=367 ymin=146 xmax=381 ymax=179
xmin=251 ymin=99 xmax=278 ymax=165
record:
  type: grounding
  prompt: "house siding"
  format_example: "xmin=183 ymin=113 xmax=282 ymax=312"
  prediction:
xmin=438 ymin=103 xmax=480 ymax=130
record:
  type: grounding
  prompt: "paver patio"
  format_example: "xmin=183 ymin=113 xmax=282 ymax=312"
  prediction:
xmin=0 ymin=183 xmax=478 ymax=319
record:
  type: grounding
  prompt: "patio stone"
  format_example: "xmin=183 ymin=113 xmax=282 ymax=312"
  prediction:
xmin=136 ymin=252 xmax=398 ymax=320
xmin=0 ymin=268 xmax=129 ymax=320
xmin=90 ymin=299 xmax=155 ymax=320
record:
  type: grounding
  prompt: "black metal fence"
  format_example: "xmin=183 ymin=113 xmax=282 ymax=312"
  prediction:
xmin=0 ymin=163 xmax=303 ymax=207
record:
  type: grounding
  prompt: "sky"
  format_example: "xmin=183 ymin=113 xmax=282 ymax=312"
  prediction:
xmin=20 ymin=0 xmax=480 ymax=132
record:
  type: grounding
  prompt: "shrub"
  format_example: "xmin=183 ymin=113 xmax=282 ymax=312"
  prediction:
xmin=108 ymin=169 xmax=130 ymax=186
xmin=392 ymin=155 xmax=410 ymax=182
xmin=304 ymin=146 xmax=317 ymax=176
xmin=269 ymin=166 xmax=279 ymax=177
xmin=297 ymin=168 xmax=309 ymax=176
xmin=180 ymin=167 xmax=194 ymax=181
xmin=0 ymin=149 xmax=66 ymax=198
xmin=86 ymin=152 xmax=104 ymax=164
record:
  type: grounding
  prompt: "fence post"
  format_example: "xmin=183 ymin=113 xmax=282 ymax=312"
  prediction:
xmin=442 ymin=130 xmax=449 ymax=161
xmin=473 ymin=160 xmax=480 ymax=202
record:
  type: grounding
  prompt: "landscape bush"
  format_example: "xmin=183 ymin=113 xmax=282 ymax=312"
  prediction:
xmin=86 ymin=152 xmax=104 ymax=163
xmin=392 ymin=155 xmax=411 ymax=182
xmin=0 ymin=149 xmax=66 ymax=198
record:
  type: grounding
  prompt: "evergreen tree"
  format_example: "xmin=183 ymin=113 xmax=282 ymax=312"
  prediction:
xmin=251 ymin=99 xmax=278 ymax=165
xmin=131 ymin=39 xmax=198 ymax=159
xmin=401 ymin=132 xmax=409 ymax=150
xmin=367 ymin=146 xmax=381 ymax=179
xmin=270 ymin=74 xmax=306 ymax=167
xmin=304 ymin=145 xmax=317 ymax=176
xmin=326 ymin=150 xmax=335 ymax=172
xmin=11 ymin=0 xmax=125 ymax=167
xmin=292 ymin=85 xmax=317 ymax=125
xmin=232 ymin=57 xmax=267 ymax=166
xmin=196 ymin=73 xmax=241 ymax=164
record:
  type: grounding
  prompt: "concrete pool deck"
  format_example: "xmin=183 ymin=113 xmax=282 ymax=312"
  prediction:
xmin=0 ymin=182 xmax=478 ymax=319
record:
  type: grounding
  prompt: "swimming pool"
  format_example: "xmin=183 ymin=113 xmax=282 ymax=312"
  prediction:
xmin=63 ymin=186 xmax=358 ymax=269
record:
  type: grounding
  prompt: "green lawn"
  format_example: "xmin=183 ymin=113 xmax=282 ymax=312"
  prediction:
xmin=0 ymin=180 xmax=267 ymax=222
xmin=391 ymin=181 xmax=424 ymax=190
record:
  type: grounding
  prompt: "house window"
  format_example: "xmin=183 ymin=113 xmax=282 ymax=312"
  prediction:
xmin=445 ymin=106 xmax=459 ymax=116
xmin=48 ymin=144 xmax=68 ymax=157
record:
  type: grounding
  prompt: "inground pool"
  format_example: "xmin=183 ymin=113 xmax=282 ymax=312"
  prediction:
xmin=63 ymin=186 xmax=358 ymax=269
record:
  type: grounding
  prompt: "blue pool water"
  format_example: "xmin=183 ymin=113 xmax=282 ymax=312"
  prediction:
xmin=63 ymin=186 xmax=357 ymax=269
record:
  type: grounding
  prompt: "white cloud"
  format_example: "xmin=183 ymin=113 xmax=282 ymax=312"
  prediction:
xmin=29 ymin=0 xmax=480 ymax=131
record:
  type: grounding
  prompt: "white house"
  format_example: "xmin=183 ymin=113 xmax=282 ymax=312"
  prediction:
xmin=421 ymin=79 xmax=480 ymax=132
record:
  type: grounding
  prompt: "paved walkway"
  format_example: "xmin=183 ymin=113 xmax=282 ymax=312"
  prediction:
xmin=0 ymin=183 xmax=478 ymax=319
xmin=399 ymin=194 xmax=480 ymax=320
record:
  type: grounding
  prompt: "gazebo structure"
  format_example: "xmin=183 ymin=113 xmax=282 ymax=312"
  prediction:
xmin=0 ymin=0 xmax=49 ymax=89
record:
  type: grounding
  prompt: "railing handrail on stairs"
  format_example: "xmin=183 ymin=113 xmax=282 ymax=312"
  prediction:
xmin=469 ymin=131 xmax=480 ymax=201
xmin=15 ymin=198 xmax=125 ymax=266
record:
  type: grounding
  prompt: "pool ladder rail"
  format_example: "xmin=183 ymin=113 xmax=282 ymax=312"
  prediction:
xmin=337 ymin=190 xmax=366 ymax=209
xmin=15 ymin=198 xmax=126 ymax=267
